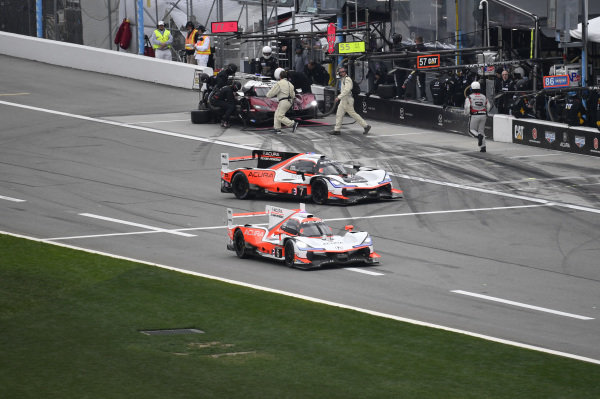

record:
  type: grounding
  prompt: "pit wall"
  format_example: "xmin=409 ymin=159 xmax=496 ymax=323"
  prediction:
xmin=0 ymin=31 xmax=212 ymax=89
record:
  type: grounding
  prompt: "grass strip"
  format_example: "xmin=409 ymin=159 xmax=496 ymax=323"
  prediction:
xmin=1 ymin=234 xmax=598 ymax=398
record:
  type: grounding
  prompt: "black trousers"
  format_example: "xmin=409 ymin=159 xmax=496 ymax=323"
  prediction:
xmin=212 ymin=99 xmax=235 ymax=121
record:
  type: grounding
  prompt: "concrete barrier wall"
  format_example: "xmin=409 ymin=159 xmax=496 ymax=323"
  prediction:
xmin=0 ymin=31 xmax=212 ymax=89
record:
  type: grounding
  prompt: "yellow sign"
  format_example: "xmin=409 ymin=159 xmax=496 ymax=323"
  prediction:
xmin=338 ymin=41 xmax=365 ymax=54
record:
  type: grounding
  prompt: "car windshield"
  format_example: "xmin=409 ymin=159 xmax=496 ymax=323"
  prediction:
xmin=316 ymin=159 xmax=349 ymax=176
xmin=299 ymin=221 xmax=333 ymax=237
xmin=254 ymin=87 xmax=271 ymax=97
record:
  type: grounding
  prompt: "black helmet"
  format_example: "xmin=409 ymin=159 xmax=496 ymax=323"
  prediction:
xmin=198 ymin=25 xmax=206 ymax=32
xmin=199 ymin=73 xmax=210 ymax=83
xmin=392 ymin=33 xmax=402 ymax=44
xmin=232 ymin=81 xmax=242 ymax=91
xmin=227 ymin=63 xmax=238 ymax=74
xmin=185 ymin=21 xmax=194 ymax=29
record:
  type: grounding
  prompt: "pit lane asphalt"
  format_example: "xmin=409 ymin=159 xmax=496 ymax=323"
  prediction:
xmin=1 ymin=55 xmax=599 ymax=363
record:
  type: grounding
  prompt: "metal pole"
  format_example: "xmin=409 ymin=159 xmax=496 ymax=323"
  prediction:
xmin=218 ymin=0 xmax=224 ymax=69
xmin=53 ymin=0 xmax=58 ymax=40
xmin=155 ymin=0 xmax=159 ymax=24
xmin=36 ymin=0 xmax=43 ymax=38
xmin=486 ymin=2 xmax=490 ymax=47
xmin=108 ymin=0 xmax=113 ymax=50
xmin=138 ymin=0 xmax=145 ymax=55
xmin=582 ymin=0 xmax=588 ymax=88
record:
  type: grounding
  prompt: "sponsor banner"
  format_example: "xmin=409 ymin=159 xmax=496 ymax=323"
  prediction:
xmin=356 ymin=95 xmax=489 ymax=136
xmin=511 ymin=119 xmax=600 ymax=157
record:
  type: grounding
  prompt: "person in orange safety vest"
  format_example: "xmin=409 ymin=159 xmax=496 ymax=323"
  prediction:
xmin=184 ymin=21 xmax=199 ymax=64
xmin=194 ymin=25 xmax=211 ymax=67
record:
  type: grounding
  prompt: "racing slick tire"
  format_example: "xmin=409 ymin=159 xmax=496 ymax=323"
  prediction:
xmin=284 ymin=240 xmax=296 ymax=268
xmin=231 ymin=173 xmax=251 ymax=200
xmin=191 ymin=109 xmax=211 ymax=124
xmin=234 ymin=230 xmax=249 ymax=259
xmin=311 ymin=179 xmax=328 ymax=205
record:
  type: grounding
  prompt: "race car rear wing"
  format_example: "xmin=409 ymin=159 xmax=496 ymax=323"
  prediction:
xmin=220 ymin=151 xmax=304 ymax=172
xmin=252 ymin=150 xmax=300 ymax=169
xmin=227 ymin=204 xmax=307 ymax=230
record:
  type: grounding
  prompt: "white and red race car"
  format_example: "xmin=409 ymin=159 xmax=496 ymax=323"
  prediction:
xmin=226 ymin=204 xmax=380 ymax=269
xmin=220 ymin=150 xmax=403 ymax=205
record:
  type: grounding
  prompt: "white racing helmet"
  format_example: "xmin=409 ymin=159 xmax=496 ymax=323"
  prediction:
xmin=470 ymin=81 xmax=481 ymax=90
xmin=262 ymin=46 xmax=272 ymax=59
xmin=274 ymin=67 xmax=285 ymax=80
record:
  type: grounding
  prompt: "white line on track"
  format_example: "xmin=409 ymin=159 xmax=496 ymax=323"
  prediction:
xmin=3 ymin=229 xmax=598 ymax=365
xmin=452 ymin=290 xmax=594 ymax=320
xmin=45 ymin=204 xmax=550 ymax=241
xmin=3 ymin=99 xmax=599 ymax=215
xmin=325 ymin=204 xmax=551 ymax=222
xmin=45 ymin=224 xmax=225 ymax=241
xmin=392 ymin=172 xmax=600 ymax=214
xmin=367 ymin=132 xmax=429 ymax=137
xmin=0 ymin=194 xmax=26 ymax=202
xmin=508 ymin=153 xmax=563 ymax=159
xmin=79 ymin=213 xmax=196 ymax=237
xmin=132 ymin=119 xmax=189 ymax=124
xmin=345 ymin=267 xmax=385 ymax=276
xmin=0 ymin=100 xmax=255 ymax=151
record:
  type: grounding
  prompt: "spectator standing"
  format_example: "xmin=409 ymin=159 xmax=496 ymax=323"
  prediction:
xmin=430 ymin=73 xmax=447 ymax=105
xmin=464 ymin=81 xmax=491 ymax=152
xmin=332 ymin=67 xmax=371 ymax=136
xmin=391 ymin=33 xmax=408 ymax=98
xmin=150 ymin=21 xmax=173 ymax=61
xmin=266 ymin=70 xmax=299 ymax=134
xmin=495 ymin=69 xmax=515 ymax=114
xmin=210 ymin=81 xmax=242 ymax=128
xmin=184 ymin=21 xmax=198 ymax=64
xmin=194 ymin=25 xmax=211 ymax=67
xmin=294 ymin=44 xmax=308 ymax=74
xmin=304 ymin=61 xmax=329 ymax=86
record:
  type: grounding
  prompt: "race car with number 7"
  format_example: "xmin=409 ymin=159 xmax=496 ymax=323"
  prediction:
xmin=220 ymin=150 xmax=402 ymax=205
xmin=226 ymin=203 xmax=380 ymax=269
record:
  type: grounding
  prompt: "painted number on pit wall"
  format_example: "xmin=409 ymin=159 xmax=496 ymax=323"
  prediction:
xmin=211 ymin=21 xmax=238 ymax=33
xmin=543 ymin=75 xmax=570 ymax=89
xmin=338 ymin=42 xmax=366 ymax=54
xmin=417 ymin=54 xmax=440 ymax=69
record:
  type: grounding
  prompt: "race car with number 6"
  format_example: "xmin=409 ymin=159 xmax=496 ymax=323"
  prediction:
xmin=226 ymin=204 xmax=380 ymax=269
xmin=220 ymin=150 xmax=402 ymax=204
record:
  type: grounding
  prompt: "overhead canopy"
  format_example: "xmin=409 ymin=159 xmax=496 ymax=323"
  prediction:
xmin=570 ymin=16 xmax=600 ymax=43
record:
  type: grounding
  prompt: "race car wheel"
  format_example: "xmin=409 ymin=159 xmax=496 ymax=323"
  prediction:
xmin=311 ymin=179 xmax=328 ymax=205
xmin=191 ymin=109 xmax=211 ymax=124
xmin=234 ymin=230 xmax=249 ymax=259
xmin=231 ymin=173 xmax=251 ymax=200
xmin=284 ymin=240 xmax=296 ymax=268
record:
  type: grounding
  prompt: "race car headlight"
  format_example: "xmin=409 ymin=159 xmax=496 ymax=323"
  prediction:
xmin=253 ymin=104 xmax=266 ymax=110
xmin=379 ymin=173 xmax=392 ymax=184
xmin=310 ymin=100 xmax=318 ymax=107
xmin=354 ymin=235 xmax=372 ymax=247
xmin=296 ymin=242 xmax=325 ymax=251
xmin=329 ymin=178 xmax=355 ymax=188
